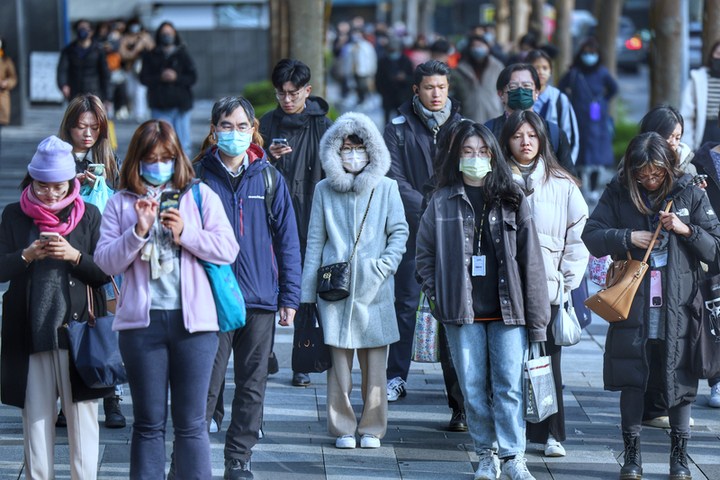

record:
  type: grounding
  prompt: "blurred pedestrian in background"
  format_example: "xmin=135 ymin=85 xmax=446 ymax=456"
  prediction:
xmin=0 ymin=34 xmax=17 ymax=161
xmin=453 ymin=35 xmax=505 ymax=124
xmin=375 ymin=38 xmax=414 ymax=125
xmin=681 ymin=39 xmax=720 ymax=151
xmin=120 ymin=19 xmax=154 ymax=122
xmin=57 ymin=20 xmax=111 ymax=106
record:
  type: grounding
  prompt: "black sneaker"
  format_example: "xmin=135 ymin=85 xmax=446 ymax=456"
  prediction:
xmin=292 ymin=372 xmax=311 ymax=386
xmin=55 ymin=409 xmax=66 ymax=428
xmin=103 ymin=395 xmax=126 ymax=428
xmin=267 ymin=352 xmax=279 ymax=376
xmin=447 ymin=409 xmax=468 ymax=432
xmin=224 ymin=459 xmax=253 ymax=480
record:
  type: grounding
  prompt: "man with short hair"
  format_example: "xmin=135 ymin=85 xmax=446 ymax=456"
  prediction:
xmin=485 ymin=63 xmax=576 ymax=176
xmin=383 ymin=60 xmax=467 ymax=431
xmin=258 ymin=59 xmax=333 ymax=387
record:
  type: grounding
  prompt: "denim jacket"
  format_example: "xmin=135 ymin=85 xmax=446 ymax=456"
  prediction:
xmin=415 ymin=183 xmax=550 ymax=342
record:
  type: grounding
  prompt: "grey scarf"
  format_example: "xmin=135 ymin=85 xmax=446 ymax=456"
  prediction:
xmin=412 ymin=96 xmax=452 ymax=144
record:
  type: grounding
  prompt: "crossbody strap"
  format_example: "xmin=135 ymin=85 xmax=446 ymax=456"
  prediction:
xmin=641 ymin=200 xmax=674 ymax=264
xmin=348 ymin=189 xmax=375 ymax=263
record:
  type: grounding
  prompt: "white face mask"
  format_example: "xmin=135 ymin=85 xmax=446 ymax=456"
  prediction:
xmin=341 ymin=150 xmax=369 ymax=173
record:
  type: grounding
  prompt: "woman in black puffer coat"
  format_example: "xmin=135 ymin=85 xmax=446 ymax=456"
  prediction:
xmin=582 ymin=132 xmax=720 ymax=480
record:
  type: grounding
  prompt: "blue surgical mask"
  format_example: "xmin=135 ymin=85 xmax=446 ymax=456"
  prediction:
xmin=470 ymin=46 xmax=489 ymax=62
xmin=215 ymin=130 xmax=252 ymax=158
xmin=140 ymin=160 xmax=174 ymax=186
xmin=581 ymin=53 xmax=599 ymax=67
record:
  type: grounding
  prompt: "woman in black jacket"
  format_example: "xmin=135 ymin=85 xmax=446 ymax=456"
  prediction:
xmin=139 ymin=22 xmax=196 ymax=155
xmin=582 ymin=132 xmax=720 ymax=480
xmin=0 ymin=136 xmax=111 ymax=479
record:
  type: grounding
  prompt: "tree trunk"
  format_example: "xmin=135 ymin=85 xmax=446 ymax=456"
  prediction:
xmin=704 ymin=0 xmax=720 ymax=63
xmin=553 ymin=0 xmax=575 ymax=82
xmin=418 ymin=0 xmax=436 ymax=37
xmin=595 ymin=0 xmax=622 ymax=79
xmin=288 ymin=0 xmax=326 ymax=97
xmin=495 ymin=0 xmax=512 ymax=47
xmin=529 ymin=0 xmax=545 ymax=42
xmin=269 ymin=0 xmax=290 ymax=75
xmin=511 ymin=0 xmax=532 ymax=45
xmin=650 ymin=0 xmax=683 ymax=108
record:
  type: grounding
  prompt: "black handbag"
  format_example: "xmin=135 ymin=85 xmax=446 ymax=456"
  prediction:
xmin=690 ymin=273 xmax=720 ymax=379
xmin=291 ymin=303 xmax=332 ymax=373
xmin=64 ymin=280 xmax=127 ymax=388
xmin=316 ymin=189 xmax=374 ymax=301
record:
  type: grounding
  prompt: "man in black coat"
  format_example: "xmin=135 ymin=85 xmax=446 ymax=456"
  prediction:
xmin=485 ymin=63 xmax=577 ymax=177
xmin=384 ymin=60 xmax=467 ymax=431
xmin=375 ymin=39 xmax=414 ymax=125
xmin=56 ymin=20 xmax=111 ymax=104
xmin=258 ymin=59 xmax=332 ymax=387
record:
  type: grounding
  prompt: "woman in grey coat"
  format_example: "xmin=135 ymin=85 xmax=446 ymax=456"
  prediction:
xmin=301 ymin=112 xmax=409 ymax=450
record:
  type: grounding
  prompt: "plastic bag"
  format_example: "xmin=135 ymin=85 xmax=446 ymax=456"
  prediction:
xmin=80 ymin=176 xmax=111 ymax=214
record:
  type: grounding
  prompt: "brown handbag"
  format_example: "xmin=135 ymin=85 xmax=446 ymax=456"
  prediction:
xmin=584 ymin=201 xmax=673 ymax=323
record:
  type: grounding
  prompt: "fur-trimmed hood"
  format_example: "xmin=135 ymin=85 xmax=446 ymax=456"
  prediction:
xmin=319 ymin=112 xmax=391 ymax=193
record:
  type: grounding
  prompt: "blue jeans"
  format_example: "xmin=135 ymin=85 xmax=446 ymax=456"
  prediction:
xmin=444 ymin=321 xmax=527 ymax=458
xmin=119 ymin=310 xmax=218 ymax=480
xmin=151 ymin=108 xmax=192 ymax=155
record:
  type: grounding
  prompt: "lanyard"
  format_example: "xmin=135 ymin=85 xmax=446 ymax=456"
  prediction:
xmin=474 ymin=203 xmax=487 ymax=255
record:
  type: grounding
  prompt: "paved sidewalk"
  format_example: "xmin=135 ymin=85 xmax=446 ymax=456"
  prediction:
xmin=1 ymin=104 xmax=720 ymax=479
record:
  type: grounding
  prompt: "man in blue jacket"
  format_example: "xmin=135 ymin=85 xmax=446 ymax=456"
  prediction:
xmin=194 ymin=96 xmax=302 ymax=480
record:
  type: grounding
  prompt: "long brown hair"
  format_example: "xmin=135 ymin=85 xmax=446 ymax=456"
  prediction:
xmin=620 ymin=132 xmax=682 ymax=215
xmin=58 ymin=94 xmax=118 ymax=183
xmin=119 ymin=120 xmax=195 ymax=194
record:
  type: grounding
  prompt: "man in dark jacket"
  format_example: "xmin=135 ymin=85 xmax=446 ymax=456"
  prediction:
xmin=384 ymin=60 xmax=467 ymax=431
xmin=195 ymin=96 xmax=302 ymax=480
xmin=485 ymin=63 xmax=577 ymax=177
xmin=258 ymin=59 xmax=332 ymax=387
xmin=56 ymin=20 xmax=111 ymax=104
xmin=140 ymin=22 xmax=196 ymax=154
xmin=375 ymin=38 xmax=414 ymax=125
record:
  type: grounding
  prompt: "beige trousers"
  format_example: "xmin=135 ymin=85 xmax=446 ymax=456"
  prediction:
xmin=22 ymin=349 xmax=99 ymax=480
xmin=327 ymin=346 xmax=388 ymax=439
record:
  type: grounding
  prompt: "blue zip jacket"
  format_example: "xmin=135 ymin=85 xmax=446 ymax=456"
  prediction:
xmin=195 ymin=144 xmax=302 ymax=311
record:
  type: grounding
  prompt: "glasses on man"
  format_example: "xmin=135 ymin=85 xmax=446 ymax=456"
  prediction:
xmin=636 ymin=171 xmax=666 ymax=184
xmin=341 ymin=146 xmax=366 ymax=154
xmin=215 ymin=124 xmax=252 ymax=133
xmin=34 ymin=185 xmax=68 ymax=197
xmin=275 ymin=89 xmax=304 ymax=101
xmin=142 ymin=155 xmax=175 ymax=164
xmin=506 ymin=82 xmax=535 ymax=91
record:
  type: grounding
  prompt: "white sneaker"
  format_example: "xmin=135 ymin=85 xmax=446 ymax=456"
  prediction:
xmin=710 ymin=383 xmax=720 ymax=408
xmin=387 ymin=376 xmax=407 ymax=402
xmin=501 ymin=456 xmax=535 ymax=480
xmin=335 ymin=435 xmax=356 ymax=449
xmin=360 ymin=434 xmax=381 ymax=448
xmin=543 ymin=435 xmax=566 ymax=457
xmin=209 ymin=419 xmax=219 ymax=433
xmin=474 ymin=449 xmax=500 ymax=480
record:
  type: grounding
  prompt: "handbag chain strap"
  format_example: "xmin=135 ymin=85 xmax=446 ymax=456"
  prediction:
xmin=640 ymin=200 xmax=674 ymax=264
xmin=348 ymin=189 xmax=375 ymax=263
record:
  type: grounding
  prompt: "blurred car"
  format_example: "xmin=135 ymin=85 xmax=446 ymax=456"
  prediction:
xmin=615 ymin=17 xmax=648 ymax=72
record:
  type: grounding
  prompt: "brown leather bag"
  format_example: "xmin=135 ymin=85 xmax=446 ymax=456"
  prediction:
xmin=584 ymin=201 xmax=673 ymax=323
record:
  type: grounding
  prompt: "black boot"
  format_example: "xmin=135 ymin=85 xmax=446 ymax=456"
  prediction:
xmin=103 ymin=395 xmax=126 ymax=428
xmin=620 ymin=434 xmax=642 ymax=480
xmin=669 ymin=434 xmax=692 ymax=480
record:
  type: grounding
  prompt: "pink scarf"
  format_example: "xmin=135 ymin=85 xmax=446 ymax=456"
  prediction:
xmin=20 ymin=179 xmax=86 ymax=236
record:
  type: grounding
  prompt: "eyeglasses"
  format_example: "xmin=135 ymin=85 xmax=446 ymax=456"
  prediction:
xmin=460 ymin=149 xmax=489 ymax=158
xmin=636 ymin=171 xmax=666 ymax=184
xmin=34 ymin=185 xmax=68 ymax=197
xmin=506 ymin=82 xmax=535 ymax=91
xmin=142 ymin=155 xmax=175 ymax=164
xmin=341 ymin=146 xmax=366 ymax=154
xmin=215 ymin=124 xmax=252 ymax=133
xmin=275 ymin=89 xmax=304 ymax=101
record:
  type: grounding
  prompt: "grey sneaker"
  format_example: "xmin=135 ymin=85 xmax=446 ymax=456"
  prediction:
xmin=387 ymin=376 xmax=407 ymax=402
xmin=501 ymin=456 xmax=535 ymax=480
xmin=710 ymin=383 xmax=720 ymax=408
xmin=474 ymin=450 xmax=500 ymax=480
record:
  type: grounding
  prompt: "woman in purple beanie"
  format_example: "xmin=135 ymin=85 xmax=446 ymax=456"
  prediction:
xmin=0 ymin=135 xmax=111 ymax=479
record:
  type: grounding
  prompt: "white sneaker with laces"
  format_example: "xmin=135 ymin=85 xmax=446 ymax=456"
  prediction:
xmin=360 ymin=434 xmax=381 ymax=448
xmin=474 ymin=450 xmax=500 ymax=480
xmin=387 ymin=376 xmax=407 ymax=402
xmin=209 ymin=419 xmax=219 ymax=433
xmin=335 ymin=435 xmax=356 ymax=449
xmin=710 ymin=383 xmax=720 ymax=408
xmin=543 ymin=435 xmax=566 ymax=457
xmin=501 ymin=456 xmax=535 ymax=480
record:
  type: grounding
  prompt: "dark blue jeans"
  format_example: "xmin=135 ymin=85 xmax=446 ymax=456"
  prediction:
xmin=119 ymin=310 xmax=219 ymax=480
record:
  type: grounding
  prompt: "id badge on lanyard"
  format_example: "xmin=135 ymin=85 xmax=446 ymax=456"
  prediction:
xmin=472 ymin=255 xmax=486 ymax=276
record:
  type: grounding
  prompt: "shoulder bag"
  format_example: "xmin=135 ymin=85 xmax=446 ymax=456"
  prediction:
xmin=690 ymin=271 xmax=720 ymax=379
xmin=316 ymin=189 xmax=375 ymax=301
xmin=584 ymin=201 xmax=673 ymax=323
xmin=291 ymin=303 xmax=333 ymax=373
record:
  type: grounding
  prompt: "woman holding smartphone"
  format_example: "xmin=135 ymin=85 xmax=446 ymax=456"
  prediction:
xmin=94 ymin=119 xmax=239 ymax=479
xmin=0 ymin=135 xmax=112 ymax=479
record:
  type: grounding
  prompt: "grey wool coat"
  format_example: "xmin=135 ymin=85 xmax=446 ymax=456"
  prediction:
xmin=301 ymin=112 xmax=409 ymax=349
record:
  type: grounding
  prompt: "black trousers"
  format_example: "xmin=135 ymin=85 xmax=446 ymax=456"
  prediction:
xmin=527 ymin=305 xmax=566 ymax=443
xmin=205 ymin=308 xmax=275 ymax=462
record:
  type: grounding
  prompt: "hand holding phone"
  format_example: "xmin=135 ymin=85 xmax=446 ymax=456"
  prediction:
xmin=88 ymin=164 xmax=105 ymax=175
xmin=693 ymin=174 xmax=708 ymax=188
xmin=159 ymin=190 xmax=180 ymax=215
xmin=269 ymin=138 xmax=292 ymax=160
xmin=40 ymin=232 xmax=60 ymax=244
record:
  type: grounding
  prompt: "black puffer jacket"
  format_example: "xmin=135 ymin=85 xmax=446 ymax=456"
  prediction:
xmin=582 ymin=174 xmax=720 ymax=408
xmin=56 ymin=41 xmax=111 ymax=101
xmin=140 ymin=45 xmax=196 ymax=112
xmin=258 ymin=96 xmax=333 ymax=258
xmin=691 ymin=142 xmax=720 ymax=213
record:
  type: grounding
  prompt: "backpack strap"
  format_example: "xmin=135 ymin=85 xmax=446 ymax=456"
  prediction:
xmin=391 ymin=115 xmax=406 ymax=148
xmin=548 ymin=121 xmax=560 ymax=154
xmin=192 ymin=183 xmax=204 ymax=227
xmin=262 ymin=164 xmax=278 ymax=236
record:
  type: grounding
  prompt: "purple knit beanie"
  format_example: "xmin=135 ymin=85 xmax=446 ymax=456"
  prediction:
xmin=28 ymin=136 xmax=77 ymax=182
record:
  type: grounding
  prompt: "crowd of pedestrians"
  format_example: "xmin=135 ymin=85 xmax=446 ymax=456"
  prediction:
xmin=3 ymin=15 xmax=720 ymax=480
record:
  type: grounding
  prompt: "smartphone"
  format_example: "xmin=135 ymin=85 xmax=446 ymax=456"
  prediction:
xmin=650 ymin=270 xmax=662 ymax=307
xmin=159 ymin=190 xmax=180 ymax=215
xmin=39 ymin=232 xmax=60 ymax=244
xmin=272 ymin=138 xmax=289 ymax=147
xmin=693 ymin=174 xmax=708 ymax=186
xmin=87 ymin=164 xmax=105 ymax=175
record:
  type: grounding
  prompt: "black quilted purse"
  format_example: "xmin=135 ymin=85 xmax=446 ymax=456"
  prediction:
xmin=317 ymin=189 xmax=374 ymax=301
